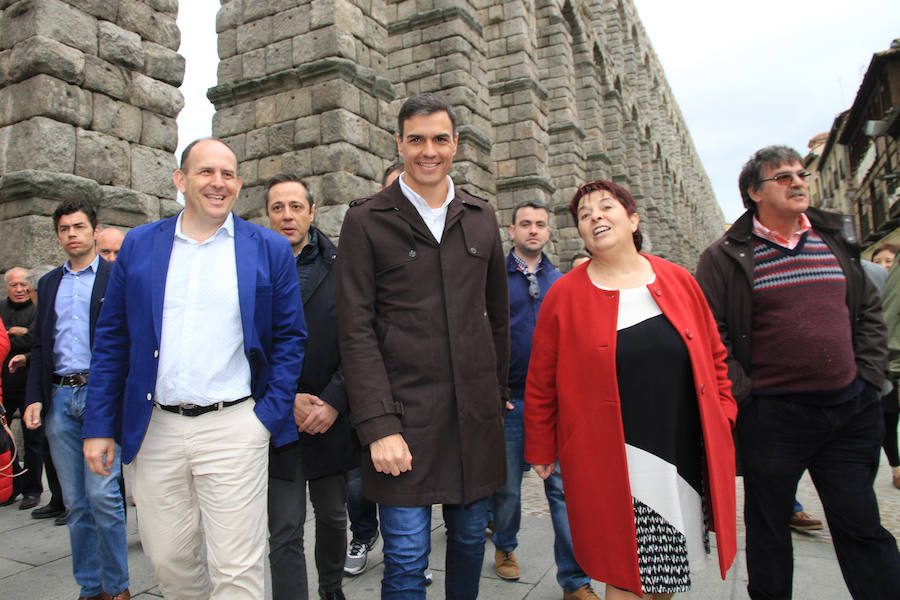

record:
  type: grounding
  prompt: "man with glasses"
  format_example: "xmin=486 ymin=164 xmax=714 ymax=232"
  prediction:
xmin=491 ymin=201 xmax=597 ymax=600
xmin=695 ymin=145 xmax=900 ymax=599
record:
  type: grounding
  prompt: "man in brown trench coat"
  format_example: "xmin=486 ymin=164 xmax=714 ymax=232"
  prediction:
xmin=336 ymin=93 xmax=510 ymax=599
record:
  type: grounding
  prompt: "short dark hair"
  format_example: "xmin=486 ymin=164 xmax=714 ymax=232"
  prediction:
xmin=264 ymin=173 xmax=313 ymax=209
xmin=382 ymin=161 xmax=403 ymax=187
xmin=873 ymin=243 xmax=900 ymax=259
xmin=510 ymin=200 xmax=549 ymax=226
xmin=397 ymin=94 xmax=457 ymax=138
xmin=179 ymin=137 xmax=239 ymax=173
xmin=568 ymin=180 xmax=643 ymax=251
xmin=53 ymin=199 xmax=97 ymax=231
xmin=738 ymin=145 xmax=803 ymax=210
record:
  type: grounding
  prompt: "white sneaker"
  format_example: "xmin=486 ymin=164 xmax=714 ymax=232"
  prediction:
xmin=424 ymin=568 xmax=433 ymax=586
xmin=344 ymin=531 xmax=379 ymax=576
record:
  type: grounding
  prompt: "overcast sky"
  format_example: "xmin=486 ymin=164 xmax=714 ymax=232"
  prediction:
xmin=176 ymin=1 xmax=900 ymax=222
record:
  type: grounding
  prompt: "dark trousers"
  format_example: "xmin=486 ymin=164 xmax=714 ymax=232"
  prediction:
xmin=347 ymin=466 xmax=378 ymax=543
xmin=267 ymin=461 xmax=348 ymax=600
xmin=883 ymin=411 xmax=899 ymax=467
xmin=738 ymin=388 xmax=900 ymax=600
xmin=5 ymin=391 xmax=44 ymax=496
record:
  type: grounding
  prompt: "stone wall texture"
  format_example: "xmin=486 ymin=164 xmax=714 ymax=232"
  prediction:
xmin=1 ymin=0 xmax=725 ymax=272
xmin=209 ymin=0 xmax=724 ymax=269
xmin=0 ymin=0 xmax=184 ymax=268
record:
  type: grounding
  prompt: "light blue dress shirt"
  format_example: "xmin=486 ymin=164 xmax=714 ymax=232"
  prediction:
xmin=53 ymin=255 xmax=100 ymax=375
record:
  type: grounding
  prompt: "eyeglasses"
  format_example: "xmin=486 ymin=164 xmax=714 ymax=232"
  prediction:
xmin=524 ymin=272 xmax=540 ymax=299
xmin=757 ymin=170 xmax=811 ymax=186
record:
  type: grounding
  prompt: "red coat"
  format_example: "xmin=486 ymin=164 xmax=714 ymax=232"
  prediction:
xmin=524 ymin=254 xmax=737 ymax=595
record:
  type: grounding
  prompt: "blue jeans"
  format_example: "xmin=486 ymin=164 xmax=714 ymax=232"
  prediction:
xmin=379 ymin=497 xmax=489 ymax=599
xmin=490 ymin=398 xmax=589 ymax=593
xmin=347 ymin=467 xmax=379 ymax=543
xmin=45 ymin=384 xmax=129 ymax=597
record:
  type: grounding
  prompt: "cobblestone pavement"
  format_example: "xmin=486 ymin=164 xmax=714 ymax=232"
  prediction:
xmin=2 ymin=444 xmax=898 ymax=599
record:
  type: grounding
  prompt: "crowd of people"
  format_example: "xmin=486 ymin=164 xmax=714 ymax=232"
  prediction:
xmin=1 ymin=93 xmax=899 ymax=600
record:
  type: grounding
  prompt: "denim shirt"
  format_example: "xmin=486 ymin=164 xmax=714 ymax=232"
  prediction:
xmin=52 ymin=255 xmax=100 ymax=375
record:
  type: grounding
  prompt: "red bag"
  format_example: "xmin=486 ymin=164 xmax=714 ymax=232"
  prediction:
xmin=0 ymin=404 xmax=17 ymax=503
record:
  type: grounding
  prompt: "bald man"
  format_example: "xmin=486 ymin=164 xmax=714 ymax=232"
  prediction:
xmin=97 ymin=228 xmax=125 ymax=262
xmin=0 ymin=267 xmax=42 ymax=509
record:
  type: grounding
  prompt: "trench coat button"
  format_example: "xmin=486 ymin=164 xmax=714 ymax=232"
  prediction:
xmin=700 ymin=383 xmax=706 ymax=394
xmin=469 ymin=247 xmax=477 ymax=255
xmin=652 ymin=286 xmax=661 ymax=296
xmin=147 ymin=393 xmax=152 ymax=401
xmin=408 ymin=249 xmax=416 ymax=258
xmin=153 ymin=350 xmax=159 ymax=358
xmin=685 ymin=329 xmax=694 ymax=339
xmin=738 ymin=252 xmax=745 ymax=257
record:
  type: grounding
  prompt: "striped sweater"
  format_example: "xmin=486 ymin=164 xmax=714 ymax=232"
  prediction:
xmin=750 ymin=230 xmax=856 ymax=394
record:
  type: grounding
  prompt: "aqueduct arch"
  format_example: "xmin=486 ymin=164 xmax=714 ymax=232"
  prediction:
xmin=0 ymin=0 xmax=724 ymax=271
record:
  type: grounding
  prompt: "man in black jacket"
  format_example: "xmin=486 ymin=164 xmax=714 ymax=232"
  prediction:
xmin=0 ymin=267 xmax=41 ymax=509
xmin=265 ymin=172 xmax=359 ymax=600
xmin=695 ymin=145 xmax=900 ymax=600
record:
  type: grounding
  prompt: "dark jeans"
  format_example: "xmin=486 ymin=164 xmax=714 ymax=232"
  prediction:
xmin=380 ymin=498 xmax=489 ymax=600
xmin=347 ymin=466 xmax=378 ymax=543
xmin=268 ymin=461 xmax=348 ymax=599
xmin=738 ymin=388 xmax=900 ymax=599
xmin=5 ymin=390 xmax=44 ymax=496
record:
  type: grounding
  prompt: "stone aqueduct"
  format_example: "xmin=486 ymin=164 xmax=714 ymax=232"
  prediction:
xmin=0 ymin=0 xmax=725 ymax=271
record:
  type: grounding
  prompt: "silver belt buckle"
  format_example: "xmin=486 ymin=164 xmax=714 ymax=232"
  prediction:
xmin=179 ymin=403 xmax=199 ymax=415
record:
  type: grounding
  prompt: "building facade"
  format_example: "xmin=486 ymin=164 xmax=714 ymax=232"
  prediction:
xmin=812 ymin=40 xmax=900 ymax=254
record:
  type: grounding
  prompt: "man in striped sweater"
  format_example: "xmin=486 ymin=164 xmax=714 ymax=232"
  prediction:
xmin=695 ymin=145 xmax=900 ymax=600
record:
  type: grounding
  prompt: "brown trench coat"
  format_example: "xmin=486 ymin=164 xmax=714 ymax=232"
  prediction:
xmin=336 ymin=181 xmax=510 ymax=506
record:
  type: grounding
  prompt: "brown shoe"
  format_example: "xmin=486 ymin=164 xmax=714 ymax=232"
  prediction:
xmin=563 ymin=584 xmax=602 ymax=600
xmin=105 ymin=590 xmax=130 ymax=600
xmin=789 ymin=510 xmax=823 ymax=531
xmin=494 ymin=549 xmax=519 ymax=580
xmin=77 ymin=594 xmax=104 ymax=600
xmin=893 ymin=472 xmax=900 ymax=489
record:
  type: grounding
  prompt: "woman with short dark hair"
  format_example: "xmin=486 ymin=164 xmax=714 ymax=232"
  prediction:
xmin=525 ymin=180 xmax=738 ymax=599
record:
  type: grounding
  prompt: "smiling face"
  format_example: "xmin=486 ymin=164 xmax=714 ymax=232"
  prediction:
xmin=56 ymin=210 xmax=99 ymax=263
xmin=576 ymin=190 xmax=639 ymax=256
xmin=396 ymin=111 xmax=458 ymax=200
xmin=267 ymin=181 xmax=315 ymax=255
xmin=749 ymin=160 xmax=809 ymax=225
xmin=173 ymin=139 xmax=242 ymax=229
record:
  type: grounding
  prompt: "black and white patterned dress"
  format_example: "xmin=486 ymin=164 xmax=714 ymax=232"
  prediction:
xmin=600 ymin=277 xmax=708 ymax=593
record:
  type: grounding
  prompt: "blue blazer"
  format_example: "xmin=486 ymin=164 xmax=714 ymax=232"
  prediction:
xmin=83 ymin=214 xmax=307 ymax=463
xmin=25 ymin=258 xmax=112 ymax=409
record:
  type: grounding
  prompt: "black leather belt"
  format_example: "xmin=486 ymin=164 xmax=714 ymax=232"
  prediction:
xmin=53 ymin=372 xmax=89 ymax=387
xmin=155 ymin=396 xmax=250 ymax=417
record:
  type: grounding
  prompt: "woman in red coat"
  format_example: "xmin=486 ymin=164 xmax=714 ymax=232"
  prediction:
xmin=524 ymin=180 xmax=737 ymax=599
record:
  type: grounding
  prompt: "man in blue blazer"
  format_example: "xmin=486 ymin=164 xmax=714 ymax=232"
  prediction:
xmin=83 ymin=138 xmax=307 ymax=599
xmin=23 ymin=199 xmax=129 ymax=600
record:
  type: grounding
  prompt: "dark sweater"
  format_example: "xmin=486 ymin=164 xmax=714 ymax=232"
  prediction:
xmin=0 ymin=297 xmax=35 ymax=394
xmin=751 ymin=231 xmax=856 ymax=394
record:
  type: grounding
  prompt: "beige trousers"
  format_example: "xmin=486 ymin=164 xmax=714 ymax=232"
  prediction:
xmin=132 ymin=400 xmax=270 ymax=599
